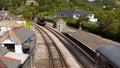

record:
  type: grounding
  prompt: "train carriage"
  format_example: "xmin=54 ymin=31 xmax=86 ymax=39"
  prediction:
xmin=96 ymin=44 xmax=120 ymax=68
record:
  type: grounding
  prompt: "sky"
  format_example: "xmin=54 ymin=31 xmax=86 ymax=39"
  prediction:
xmin=88 ymin=0 xmax=95 ymax=2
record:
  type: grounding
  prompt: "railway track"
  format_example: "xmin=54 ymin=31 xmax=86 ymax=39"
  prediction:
xmin=34 ymin=24 xmax=68 ymax=68
xmin=44 ymin=26 xmax=96 ymax=68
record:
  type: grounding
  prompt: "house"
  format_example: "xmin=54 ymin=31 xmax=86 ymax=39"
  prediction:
xmin=56 ymin=10 xmax=98 ymax=23
xmin=26 ymin=0 xmax=38 ymax=5
xmin=0 ymin=11 xmax=9 ymax=20
xmin=0 ymin=45 xmax=29 ymax=68
xmin=0 ymin=21 xmax=24 ymax=36
xmin=0 ymin=45 xmax=21 ymax=68
xmin=0 ymin=27 xmax=36 ymax=68
xmin=0 ymin=27 xmax=36 ymax=53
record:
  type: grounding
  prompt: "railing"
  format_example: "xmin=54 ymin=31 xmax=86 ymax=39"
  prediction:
xmin=20 ymin=39 xmax=36 ymax=68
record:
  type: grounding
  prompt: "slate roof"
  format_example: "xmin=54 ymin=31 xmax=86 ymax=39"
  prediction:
xmin=58 ymin=10 xmax=74 ymax=17
xmin=1 ymin=58 xmax=20 ymax=68
xmin=0 ymin=27 xmax=35 ymax=44
xmin=14 ymin=27 xmax=35 ymax=44
xmin=57 ymin=10 xmax=92 ymax=18
xmin=0 ymin=46 xmax=20 ymax=68
xmin=0 ymin=59 xmax=7 ymax=68
xmin=96 ymin=44 xmax=120 ymax=68
xmin=4 ymin=52 xmax=29 ymax=64
xmin=0 ymin=46 xmax=9 ymax=55
xmin=0 ymin=27 xmax=34 ymax=68
xmin=74 ymin=10 xmax=92 ymax=14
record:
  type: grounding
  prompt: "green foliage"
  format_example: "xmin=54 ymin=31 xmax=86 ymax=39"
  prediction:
xmin=0 ymin=0 xmax=8 ymax=10
xmin=67 ymin=19 xmax=79 ymax=28
xmin=1 ymin=0 xmax=120 ymax=41
xmin=44 ymin=17 xmax=54 ymax=22
xmin=77 ymin=14 xmax=89 ymax=22
xmin=22 ymin=12 xmax=33 ymax=20
xmin=115 ymin=31 xmax=120 ymax=41
xmin=81 ymin=22 xmax=99 ymax=33
xmin=104 ymin=23 xmax=120 ymax=37
xmin=59 ymin=17 xmax=71 ymax=23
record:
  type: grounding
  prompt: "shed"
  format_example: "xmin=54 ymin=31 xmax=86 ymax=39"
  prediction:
xmin=53 ymin=19 xmax=66 ymax=32
xmin=96 ymin=44 xmax=120 ymax=68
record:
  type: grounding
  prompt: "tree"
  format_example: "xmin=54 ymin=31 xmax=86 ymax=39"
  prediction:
xmin=11 ymin=0 xmax=23 ymax=7
xmin=78 ymin=14 xmax=89 ymax=22
xmin=104 ymin=23 xmax=120 ymax=37
xmin=22 ymin=12 xmax=33 ymax=20
xmin=81 ymin=22 xmax=99 ymax=33
xmin=102 ymin=0 xmax=116 ymax=10
xmin=0 ymin=0 xmax=6 ymax=10
xmin=77 ymin=14 xmax=89 ymax=28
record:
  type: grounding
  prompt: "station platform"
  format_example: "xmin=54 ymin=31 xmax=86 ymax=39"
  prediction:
xmin=46 ymin=21 xmax=120 ymax=51
xmin=62 ymin=26 xmax=120 ymax=50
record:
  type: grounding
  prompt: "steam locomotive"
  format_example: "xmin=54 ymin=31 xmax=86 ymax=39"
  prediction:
xmin=37 ymin=17 xmax=46 ymax=26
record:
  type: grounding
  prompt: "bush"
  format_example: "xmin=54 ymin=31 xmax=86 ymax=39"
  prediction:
xmin=67 ymin=19 xmax=79 ymax=28
xmin=81 ymin=22 xmax=99 ymax=33
xmin=44 ymin=17 xmax=54 ymax=22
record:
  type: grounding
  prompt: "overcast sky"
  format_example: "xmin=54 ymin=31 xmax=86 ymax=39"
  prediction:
xmin=88 ymin=0 xmax=95 ymax=2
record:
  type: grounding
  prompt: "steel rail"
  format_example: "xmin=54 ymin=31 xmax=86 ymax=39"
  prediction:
xmin=34 ymin=23 xmax=68 ymax=68
xmin=44 ymin=26 xmax=96 ymax=68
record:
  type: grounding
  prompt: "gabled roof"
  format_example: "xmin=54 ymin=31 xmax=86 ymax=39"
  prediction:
xmin=4 ymin=52 xmax=29 ymax=64
xmin=0 ymin=30 xmax=22 ymax=44
xmin=14 ymin=27 xmax=35 ymax=44
xmin=58 ymin=10 xmax=74 ymax=15
xmin=0 ymin=60 xmax=6 ymax=68
xmin=57 ymin=10 xmax=74 ymax=17
xmin=0 ymin=33 xmax=9 ymax=43
xmin=57 ymin=10 xmax=92 ymax=16
xmin=74 ymin=10 xmax=92 ymax=15
xmin=0 ymin=27 xmax=35 ymax=44
xmin=1 ymin=58 xmax=20 ymax=68
xmin=96 ymin=44 xmax=120 ymax=68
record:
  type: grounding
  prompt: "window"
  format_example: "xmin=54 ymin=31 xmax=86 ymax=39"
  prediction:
xmin=4 ymin=44 xmax=15 ymax=52
xmin=76 ymin=15 xmax=79 ymax=17
xmin=89 ymin=14 xmax=93 ymax=17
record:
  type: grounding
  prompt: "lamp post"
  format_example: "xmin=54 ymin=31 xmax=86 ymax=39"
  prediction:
xmin=79 ymin=22 xmax=82 ymax=30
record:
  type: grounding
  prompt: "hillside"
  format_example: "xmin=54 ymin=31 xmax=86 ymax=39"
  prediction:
xmin=0 ymin=0 xmax=120 ymax=42
xmin=0 ymin=0 xmax=119 ymax=16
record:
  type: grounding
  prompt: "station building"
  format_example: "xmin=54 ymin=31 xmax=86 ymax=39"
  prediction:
xmin=0 ymin=22 xmax=36 ymax=68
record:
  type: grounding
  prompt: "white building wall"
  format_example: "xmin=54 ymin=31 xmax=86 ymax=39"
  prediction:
xmin=1 ymin=39 xmax=23 ymax=54
xmin=15 ymin=44 xmax=23 ymax=54
xmin=1 ymin=26 xmax=11 ymax=32
xmin=88 ymin=14 xmax=94 ymax=19
xmin=1 ymin=44 xmax=4 ymax=47
xmin=73 ymin=14 xmax=79 ymax=19
xmin=89 ymin=18 xmax=98 ymax=24
xmin=16 ymin=21 xmax=26 ymax=25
